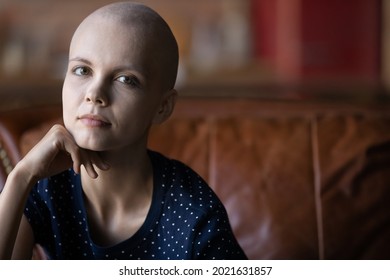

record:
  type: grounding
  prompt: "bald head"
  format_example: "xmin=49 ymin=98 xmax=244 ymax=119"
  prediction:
xmin=71 ymin=2 xmax=179 ymax=91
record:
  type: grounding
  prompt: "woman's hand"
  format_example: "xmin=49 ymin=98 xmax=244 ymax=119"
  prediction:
xmin=17 ymin=124 xmax=109 ymax=182
xmin=0 ymin=124 xmax=107 ymax=260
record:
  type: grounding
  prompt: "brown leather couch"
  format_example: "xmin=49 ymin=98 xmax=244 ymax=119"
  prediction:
xmin=1 ymin=92 xmax=390 ymax=259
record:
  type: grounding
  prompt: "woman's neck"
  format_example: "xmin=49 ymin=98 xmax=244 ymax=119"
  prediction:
xmin=80 ymin=147 xmax=154 ymax=219
xmin=80 ymin=147 xmax=154 ymax=246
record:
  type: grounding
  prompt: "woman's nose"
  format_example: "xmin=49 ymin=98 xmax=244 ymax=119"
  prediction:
xmin=85 ymin=78 xmax=109 ymax=106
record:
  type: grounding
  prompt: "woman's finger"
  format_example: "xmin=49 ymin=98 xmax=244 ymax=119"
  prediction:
xmin=79 ymin=149 xmax=110 ymax=179
xmin=81 ymin=159 xmax=98 ymax=179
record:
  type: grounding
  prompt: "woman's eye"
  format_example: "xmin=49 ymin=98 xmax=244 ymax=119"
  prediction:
xmin=117 ymin=75 xmax=140 ymax=87
xmin=73 ymin=66 xmax=90 ymax=76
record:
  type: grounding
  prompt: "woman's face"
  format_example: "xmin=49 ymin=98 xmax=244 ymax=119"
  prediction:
xmin=62 ymin=16 xmax=174 ymax=153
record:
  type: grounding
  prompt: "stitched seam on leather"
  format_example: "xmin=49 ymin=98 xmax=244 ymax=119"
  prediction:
xmin=311 ymin=117 xmax=325 ymax=259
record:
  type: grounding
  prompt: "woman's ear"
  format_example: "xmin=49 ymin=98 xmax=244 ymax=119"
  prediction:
xmin=152 ymin=89 xmax=177 ymax=124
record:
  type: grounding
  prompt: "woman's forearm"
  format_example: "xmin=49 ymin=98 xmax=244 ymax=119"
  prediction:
xmin=0 ymin=162 xmax=36 ymax=259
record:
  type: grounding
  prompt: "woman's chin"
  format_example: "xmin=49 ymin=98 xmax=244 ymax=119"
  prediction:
xmin=75 ymin=138 xmax=106 ymax=152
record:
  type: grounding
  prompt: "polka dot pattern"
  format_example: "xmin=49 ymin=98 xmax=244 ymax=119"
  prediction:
xmin=24 ymin=150 xmax=247 ymax=260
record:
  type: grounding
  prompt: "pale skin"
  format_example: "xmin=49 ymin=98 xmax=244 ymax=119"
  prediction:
xmin=0 ymin=2 xmax=178 ymax=259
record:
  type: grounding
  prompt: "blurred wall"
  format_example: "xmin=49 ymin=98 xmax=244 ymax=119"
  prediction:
xmin=0 ymin=0 xmax=386 ymax=94
xmin=0 ymin=0 xmax=253 ymax=85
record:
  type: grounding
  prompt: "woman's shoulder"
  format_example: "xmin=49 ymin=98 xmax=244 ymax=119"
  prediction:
xmin=148 ymin=150 xmax=206 ymax=184
xmin=29 ymin=169 xmax=81 ymax=203
xmin=149 ymin=150 xmax=226 ymax=216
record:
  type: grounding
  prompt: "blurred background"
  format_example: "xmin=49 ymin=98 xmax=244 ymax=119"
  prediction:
xmin=0 ymin=0 xmax=388 ymax=101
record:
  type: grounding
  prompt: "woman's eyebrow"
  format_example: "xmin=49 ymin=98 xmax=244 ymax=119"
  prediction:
xmin=69 ymin=57 xmax=92 ymax=65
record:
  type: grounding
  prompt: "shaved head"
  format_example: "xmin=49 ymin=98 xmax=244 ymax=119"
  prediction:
xmin=70 ymin=2 xmax=179 ymax=91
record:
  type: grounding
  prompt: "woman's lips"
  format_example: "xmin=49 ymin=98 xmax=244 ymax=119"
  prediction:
xmin=78 ymin=114 xmax=111 ymax=127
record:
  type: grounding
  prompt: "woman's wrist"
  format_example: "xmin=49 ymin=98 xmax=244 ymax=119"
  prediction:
xmin=7 ymin=161 xmax=39 ymax=193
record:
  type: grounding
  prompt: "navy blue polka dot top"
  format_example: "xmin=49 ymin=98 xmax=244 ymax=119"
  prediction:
xmin=24 ymin=150 xmax=247 ymax=260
